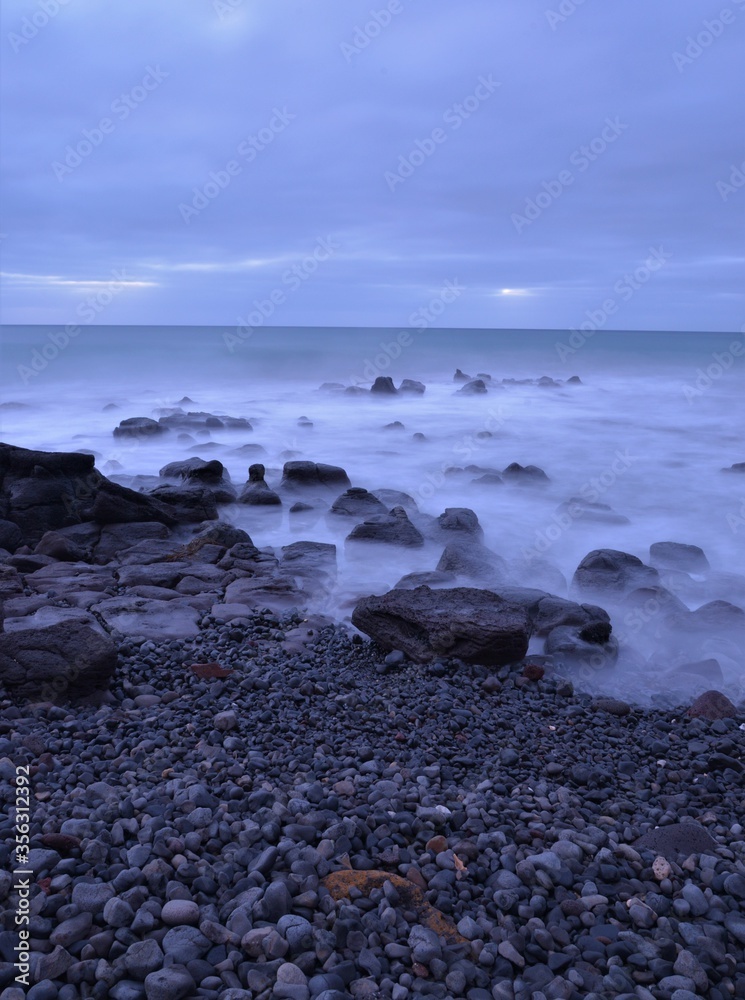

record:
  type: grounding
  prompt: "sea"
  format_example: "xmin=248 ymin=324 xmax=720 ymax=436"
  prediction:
xmin=1 ymin=325 xmax=744 ymax=705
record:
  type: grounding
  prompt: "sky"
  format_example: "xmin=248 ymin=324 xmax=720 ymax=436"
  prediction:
xmin=1 ymin=0 xmax=743 ymax=331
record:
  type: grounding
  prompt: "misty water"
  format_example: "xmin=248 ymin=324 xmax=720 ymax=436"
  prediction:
xmin=2 ymin=326 xmax=744 ymax=706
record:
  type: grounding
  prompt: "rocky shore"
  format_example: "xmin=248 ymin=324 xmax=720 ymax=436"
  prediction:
xmin=1 ymin=425 xmax=744 ymax=999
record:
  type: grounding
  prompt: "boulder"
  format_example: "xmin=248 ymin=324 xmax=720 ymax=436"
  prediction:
xmin=94 ymin=522 xmax=171 ymax=564
xmin=399 ymin=379 xmax=426 ymax=394
xmin=112 ymin=417 xmax=165 ymax=438
xmin=371 ymin=489 xmax=419 ymax=515
xmin=280 ymin=541 xmax=337 ymax=591
xmin=0 ymin=621 xmax=117 ymax=700
xmin=93 ymin=596 xmax=201 ymax=640
xmin=502 ymin=462 xmax=550 ymax=483
xmin=634 ymin=822 xmax=716 ymax=859
xmin=329 ymin=487 xmax=387 ymax=519
xmin=370 ymin=376 xmax=397 ymax=395
xmin=143 ymin=485 xmax=220 ymax=518
xmin=722 ymin=462 xmax=745 ymax=473
xmin=530 ymin=596 xmax=610 ymax=636
xmin=238 ymin=464 xmax=282 ymax=506
xmin=351 ymin=585 xmax=530 ymax=665
xmin=393 ymin=570 xmax=457 ymax=590
xmin=572 ymin=549 xmax=660 ymax=595
xmin=157 ymin=410 xmax=251 ymax=431
xmin=347 ymin=507 xmax=425 ymax=547
xmin=280 ymin=461 xmax=351 ymax=493
xmin=649 ymin=541 xmax=710 ymax=573
xmin=35 ymin=523 xmax=102 ymax=562
xmin=435 ymin=507 xmax=483 ymax=541
xmin=453 ymin=369 xmax=472 ymax=383
xmin=456 ymin=379 xmax=487 ymax=395
xmin=557 ymin=497 xmax=629 ymax=525
xmin=687 ymin=689 xmax=737 ymax=720
xmin=544 ymin=624 xmax=618 ymax=669
xmin=436 ymin=540 xmax=509 ymax=585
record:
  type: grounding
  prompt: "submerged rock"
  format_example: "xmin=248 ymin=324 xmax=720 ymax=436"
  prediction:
xmin=352 ymin=585 xmax=530 ymax=665
xmin=573 ymin=549 xmax=660 ymax=595
xmin=280 ymin=461 xmax=351 ymax=493
xmin=239 ymin=464 xmax=282 ymax=506
xmin=112 ymin=416 xmax=165 ymax=438
xmin=370 ymin=376 xmax=397 ymax=395
xmin=456 ymin=379 xmax=487 ymax=395
xmin=329 ymin=487 xmax=387 ymax=519
xmin=399 ymin=379 xmax=426 ymax=394
xmin=649 ymin=541 xmax=710 ymax=573
xmin=347 ymin=506 xmax=425 ymax=547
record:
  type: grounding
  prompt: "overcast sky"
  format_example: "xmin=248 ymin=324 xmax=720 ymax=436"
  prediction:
xmin=1 ymin=0 xmax=743 ymax=331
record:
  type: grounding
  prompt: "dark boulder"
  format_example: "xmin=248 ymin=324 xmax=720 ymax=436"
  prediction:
xmin=502 ymin=462 xmax=550 ymax=484
xmin=158 ymin=410 xmax=251 ymax=431
xmin=0 ymin=520 xmax=22 ymax=553
xmin=453 ymin=369 xmax=472 ymax=383
xmin=456 ymin=379 xmax=487 ymax=395
xmin=0 ymin=443 xmax=208 ymax=547
xmin=399 ymin=379 xmax=426 ymax=394
xmin=347 ymin=507 xmax=424 ymax=547
xmin=649 ymin=541 xmax=709 ymax=573
xmin=351 ymin=585 xmax=530 ymax=665
xmin=0 ymin=621 xmax=117 ymax=701
xmin=634 ymin=822 xmax=716 ymax=859
xmin=530 ymin=596 xmax=610 ymax=636
xmin=722 ymin=462 xmax=745 ymax=473
xmin=329 ymin=488 xmax=387 ymax=519
xmin=35 ymin=523 xmax=102 ymax=562
xmin=280 ymin=461 xmax=351 ymax=493
xmin=393 ymin=570 xmax=457 ymax=590
xmin=573 ymin=549 xmax=660 ymax=595
xmin=133 ymin=485 xmax=219 ymax=520
xmin=113 ymin=417 xmax=165 ymax=438
xmin=238 ymin=464 xmax=282 ymax=506
xmin=370 ymin=376 xmax=397 ymax=395
xmin=435 ymin=507 xmax=483 ymax=541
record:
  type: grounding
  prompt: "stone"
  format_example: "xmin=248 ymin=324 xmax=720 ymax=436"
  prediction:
xmin=352 ymin=585 xmax=530 ymax=665
xmin=502 ymin=462 xmax=550 ymax=483
xmin=144 ymin=966 xmax=196 ymax=1000
xmin=0 ymin=621 xmax=117 ymax=700
xmin=370 ymin=376 xmax=397 ymax=394
xmin=435 ymin=507 xmax=483 ymax=540
xmin=280 ymin=461 xmax=351 ymax=493
xmin=634 ymin=822 xmax=716 ymax=859
xmin=399 ymin=379 xmax=425 ymax=394
xmin=347 ymin=507 xmax=424 ymax=547
xmin=544 ymin=625 xmax=618 ymax=669
xmin=113 ymin=417 xmax=164 ymax=438
xmin=573 ymin=549 xmax=660 ymax=594
xmin=456 ymin=378 xmax=487 ymax=394
xmin=649 ymin=541 xmax=710 ymax=573
xmin=161 ymin=899 xmax=200 ymax=925
xmin=239 ymin=464 xmax=282 ymax=506
xmin=329 ymin=488 xmax=387 ymax=519
xmin=687 ymin=690 xmax=737 ymax=720
xmin=436 ymin=540 xmax=509 ymax=584
xmin=71 ymin=882 xmax=114 ymax=915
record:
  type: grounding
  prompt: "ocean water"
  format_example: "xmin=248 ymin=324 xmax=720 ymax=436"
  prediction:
xmin=1 ymin=325 xmax=744 ymax=705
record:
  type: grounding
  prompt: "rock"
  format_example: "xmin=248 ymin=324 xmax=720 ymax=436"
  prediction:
xmin=435 ymin=507 xmax=484 ymax=540
xmin=649 ymin=541 xmax=710 ymax=573
xmin=722 ymin=462 xmax=745 ymax=473
xmin=531 ymin=596 xmax=610 ymax=636
xmin=280 ymin=461 xmax=351 ymax=493
xmin=113 ymin=417 xmax=165 ymax=438
xmin=572 ymin=549 xmax=660 ymax=595
xmin=145 ymin=484 xmax=221 ymax=517
xmin=347 ymin=507 xmax=424 ymax=547
xmin=352 ymin=585 xmax=530 ymax=665
xmin=453 ymin=368 xmax=472 ymax=382
xmin=280 ymin=541 xmax=337 ymax=589
xmin=687 ymin=690 xmax=737 ymax=720
xmin=399 ymin=379 xmax=425 ymax=394
xmin=634 ymin=822 xmax=716 ymax=859
xmin=370 ymin=376 xmax=397 ymax=394
xmin=329 ymin=488 xmax=387 ymax=520
xmin=456 ymin=379 xmax=487 ymax=395
xmin=161 ymin=900 xmax=200 ymax=926
xmin=436 ymin=540 xmax=509 ymax=585
xmin=0 ymin=621 xmax=117 ymax=700
xmin=157 ymin=409 xmax=250 ymax=432
xmin=0 ymin=519 xmax=22 ymax=552
xmin=557 ymin=497 xmax=629 ymax=525
xmin=383 ymin=420 xmax=405 ymax=430
xmin=502 ymin=462 xmax=550 ymax=483
xmin=371 ymin=489 xmax=418 ymax=514
xmin=591 ymin=697 xmax=631 ymax=716
xmin=93 ymin=596 xmax=201 ymax=640
xmin=144 ymin=966 xmax=196 ymax=1000
xmin=393 ymin=570 xmax=457 ymax=590
xmin=239 ymin=464 xmax=282 ymax=505
xmin=124 ymin=940 xmax=164 ymax=980
xmin=544 ymin=625 xmax=618 ymax=669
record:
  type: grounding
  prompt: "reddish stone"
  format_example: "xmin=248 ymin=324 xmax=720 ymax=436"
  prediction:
xmin=523 ymin=663 xmax=545 ymax=681
xmin=40 ymin=833 xmax=81 ymax=854
xmin=687 ymin=689 xmax=737 ymax=720
xmin=189 ymin=662 xmax=233 ymax=679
